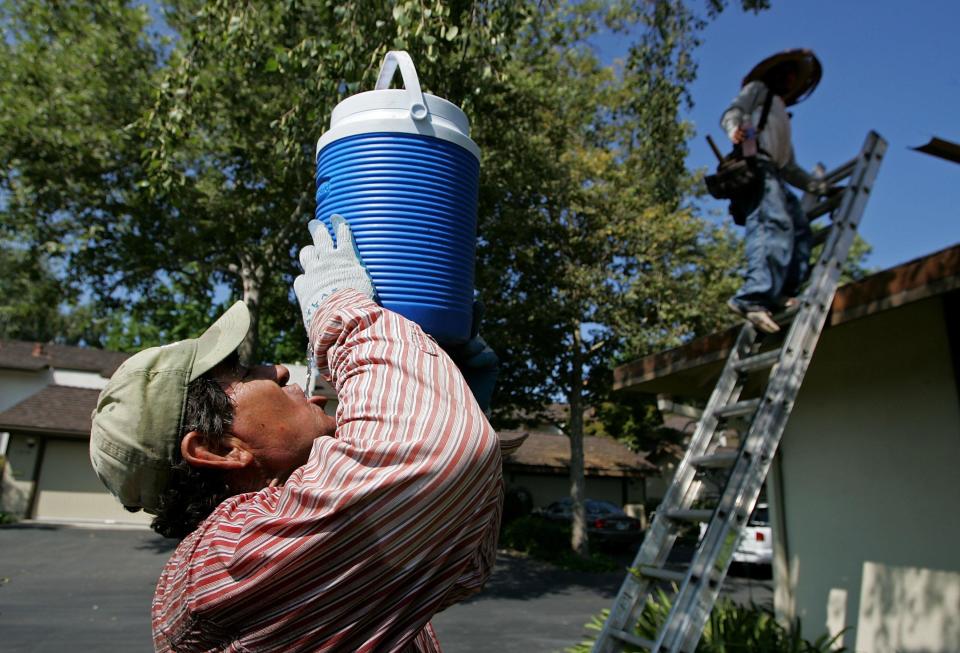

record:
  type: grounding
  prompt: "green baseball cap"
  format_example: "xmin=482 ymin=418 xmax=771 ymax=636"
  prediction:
xmin=89 ymin=301 xmax=250 ymax=515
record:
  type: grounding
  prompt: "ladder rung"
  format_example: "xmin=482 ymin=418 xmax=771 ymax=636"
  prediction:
xmin=733 ymin=348 xmax=781 ymax=373
xmin=825 ymin=156 xmax=858 ymax=184
xmin=666 ymin=509 xmax=713 ymax=523
xmin=691 ymin=451 xmax=738 ymax=468
xmin=637 ymin=565 xmax=687 ymax=583
xmin=611 ymin=629 xmax=656 ymax=649
xmin=713 ymin=398 xmax=761 ymax=419
xmin=806 ymin=193 xmax=843 ymax=220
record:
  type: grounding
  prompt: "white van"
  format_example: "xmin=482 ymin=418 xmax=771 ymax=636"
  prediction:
xmin=698 ymin=502 xmax=772 ymax=567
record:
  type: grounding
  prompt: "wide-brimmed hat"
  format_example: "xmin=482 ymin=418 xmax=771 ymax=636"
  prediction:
xmin=742 ymin=48 xmax=822 ymax=106
xmin=89 ymin=301 xmax=250 ymax=514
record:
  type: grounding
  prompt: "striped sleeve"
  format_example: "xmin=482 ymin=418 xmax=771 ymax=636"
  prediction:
xmin=309 ymin=289 xmax=504 ymax=612
xmin=297 ymin=289 xmax=504 ymax=648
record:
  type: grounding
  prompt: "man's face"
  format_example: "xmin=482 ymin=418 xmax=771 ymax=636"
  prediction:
xmin=213 ymin=361 xmax=336 ymax=482
xmin=773 ymin=70 xmax=799 ymax=100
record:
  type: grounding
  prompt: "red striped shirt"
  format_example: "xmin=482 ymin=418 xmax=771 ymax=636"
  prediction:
xmin=152 ymin=291 xmax=504 ymax=652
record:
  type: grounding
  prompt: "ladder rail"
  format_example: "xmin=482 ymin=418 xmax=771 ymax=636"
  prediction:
xmin=592 ymin=325 xmax=757 ymax=653
xmin=591 ymin=131 xmax=886 ymax=653
xmin=666 ymin=131 xmax=887 ymax=652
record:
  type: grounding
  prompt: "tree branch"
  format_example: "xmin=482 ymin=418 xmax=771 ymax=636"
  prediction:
xmin=276 ymin=184 xmax=314 ymax=254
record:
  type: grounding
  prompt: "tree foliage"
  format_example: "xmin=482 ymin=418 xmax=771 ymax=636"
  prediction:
xmin=0 ymin=0 xmax=161 ymax=345
xmin=0 ymin=246 xmax=69 ymax=342
xmin=471 ymin=0 xmax=754 ymax=555
xmin=128 ymin=0 xmax=540 ymax=362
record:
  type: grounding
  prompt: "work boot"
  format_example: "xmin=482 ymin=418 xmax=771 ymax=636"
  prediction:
xmin=727 ymin=298 xmax=781 ymax=334
xmin=745 ymin=308 xmax=781 ymax=334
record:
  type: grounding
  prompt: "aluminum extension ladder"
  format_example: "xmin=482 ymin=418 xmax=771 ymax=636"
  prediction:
xmin=592 ymin=131 xmax=887 ymax=653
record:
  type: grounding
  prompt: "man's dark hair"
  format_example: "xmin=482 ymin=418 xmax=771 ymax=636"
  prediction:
xmin=150 ymin=355 xmax=237 ymax=540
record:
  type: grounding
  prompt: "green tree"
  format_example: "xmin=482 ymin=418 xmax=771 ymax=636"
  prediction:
xmin=0 ymin=0 xmax=539 ymax=358
xmin=474 ymin=0 xmax=751 ymax=556
xmin=0 ymin=245 xmax=66 ymax=342
xmin=136 ymin=0 xmax=538 ymax=363
xmin=0 ymin=0 xmax=162 ymax=348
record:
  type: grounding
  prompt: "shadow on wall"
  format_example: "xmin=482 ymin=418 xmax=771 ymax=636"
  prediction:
xmin=856 ymin=561 xmax=960 ymax=652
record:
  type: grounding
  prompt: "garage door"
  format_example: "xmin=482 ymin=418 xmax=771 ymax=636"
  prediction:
xmin=33 ymin=439 xmax=152 ymax=525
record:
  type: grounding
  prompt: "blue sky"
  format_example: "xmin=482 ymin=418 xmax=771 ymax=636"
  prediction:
xmin=599 ymin=0 xmax=959 ymax=271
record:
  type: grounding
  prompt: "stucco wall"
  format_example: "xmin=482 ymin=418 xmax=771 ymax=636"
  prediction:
xmin=33 ymin=439 xmax=151 ymax=525
xmin=0 ymin=368 xmax=51 ymax=412
xmin=775 ymin=297 xmax=960 ymax=651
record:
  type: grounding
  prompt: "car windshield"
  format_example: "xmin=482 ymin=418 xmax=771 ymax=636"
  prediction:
xmin=546 ymin=499 xmax=625 ymax=517
xmin=749 ymin=504 xmax=769 ymax=526
xmin=586 ymin=500 xmax=624 ymax=516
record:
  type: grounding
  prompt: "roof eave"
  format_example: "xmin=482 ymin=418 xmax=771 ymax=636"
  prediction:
xmin=0 ymin=425 xmax=90 ymax=439
xmin=615 ymin=243 xmax=960 ymax=397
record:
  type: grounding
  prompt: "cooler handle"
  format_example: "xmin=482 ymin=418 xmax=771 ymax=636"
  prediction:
xmin=375 ymin=50 xmax=429 ymax=122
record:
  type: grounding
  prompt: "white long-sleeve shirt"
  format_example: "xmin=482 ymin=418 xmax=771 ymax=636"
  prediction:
xmin=720 ymin=80 xmax=816 ymax=191
xmin=152 ymin=290 xmax=506 ymax=652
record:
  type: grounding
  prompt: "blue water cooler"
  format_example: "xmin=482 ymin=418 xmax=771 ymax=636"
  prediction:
xmin=315 ymin=51 xmax=480 ymax=344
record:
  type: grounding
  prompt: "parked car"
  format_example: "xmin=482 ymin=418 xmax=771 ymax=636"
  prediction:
xmin=698 ymin=502 xmax=772 ymax=567
xmin=538 ymin=498 xmax=644 ymax=547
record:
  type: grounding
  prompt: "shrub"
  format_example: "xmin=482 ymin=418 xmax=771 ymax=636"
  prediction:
xmin=499 ymin=515 xmax=620 ymax=572
xmin=568 ymin=588 xmax=846 ymax=652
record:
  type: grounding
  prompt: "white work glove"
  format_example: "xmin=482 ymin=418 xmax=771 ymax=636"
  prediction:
xmin=294 ymin=215 xmax=377 ymax=332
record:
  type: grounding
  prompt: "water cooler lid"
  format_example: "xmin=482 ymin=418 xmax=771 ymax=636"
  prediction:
xmin=317 ymin=51 xmax=480 ymax=160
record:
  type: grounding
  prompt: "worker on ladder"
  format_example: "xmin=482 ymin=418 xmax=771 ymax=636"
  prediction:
xmin=722 ymin=49 xmax=832 ymax=334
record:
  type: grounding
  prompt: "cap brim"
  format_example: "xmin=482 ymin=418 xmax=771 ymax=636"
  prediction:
xmin=190 ymin=301 xmax=251 ymax=381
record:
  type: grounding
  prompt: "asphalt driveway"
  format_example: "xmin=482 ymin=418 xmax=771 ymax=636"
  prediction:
xmin=0 ymin=523 xmax=770 ymax=652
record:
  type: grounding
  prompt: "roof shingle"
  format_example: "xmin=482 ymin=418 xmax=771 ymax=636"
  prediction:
xmin=0 ymin=340 xmax=130 ymax=377
xmin=501 ymin=431 xmax=655 ymax=477
xmin=0 ymin=385 xmax=101 ymax=436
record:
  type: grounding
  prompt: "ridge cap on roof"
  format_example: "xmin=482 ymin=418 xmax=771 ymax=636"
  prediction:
xmin=0 ymin=338 xmax=131 ymax=377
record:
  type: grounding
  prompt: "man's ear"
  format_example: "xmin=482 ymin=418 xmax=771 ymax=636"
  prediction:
xmin=181 ymin=431 xmax=254 ymax=470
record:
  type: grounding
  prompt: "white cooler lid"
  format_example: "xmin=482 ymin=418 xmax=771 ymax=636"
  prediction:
xmin=316 ymin=51 xmax=480 ymax=160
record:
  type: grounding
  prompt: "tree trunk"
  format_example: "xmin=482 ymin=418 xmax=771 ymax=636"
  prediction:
xmin=232 ymin=190 xmax=310 ymax=366
xmin=569 ymin=323 xmax=589 ymax=558
xmin=237 ymin=257 xmax=265 ymax=366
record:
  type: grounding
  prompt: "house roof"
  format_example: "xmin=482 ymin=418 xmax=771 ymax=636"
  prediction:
xmin=614 ymin=242 xmax=960 ymax=398
xmin=0 ymin=385 xmax=101 ymax=436
xmin=501 ymin=431 xmax=656 ymax=477
xmin=913 ymin=137 xmax=960 ymax=165
xmin=0 ymin=340 xmax=130 ymax=377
